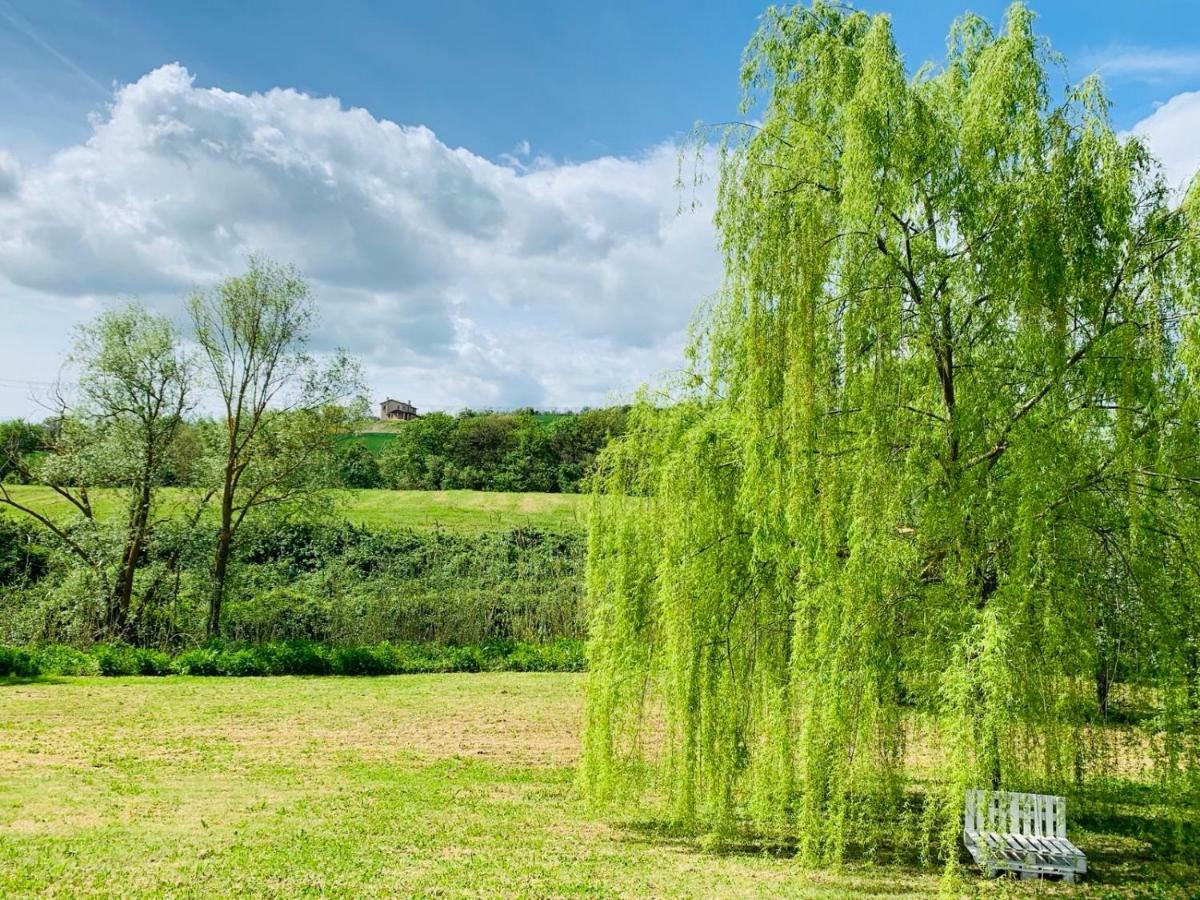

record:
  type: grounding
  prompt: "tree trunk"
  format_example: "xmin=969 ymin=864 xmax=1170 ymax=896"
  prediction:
xmin=109 ymin=481 xmax=152 ymax=641
xmin=207 ymin=539 xmax=230 ymax=638
xmin=207 ymin=467 xmax=236 ymax=638
xmin=1096 ymin=660 xmax=1111 ymax=719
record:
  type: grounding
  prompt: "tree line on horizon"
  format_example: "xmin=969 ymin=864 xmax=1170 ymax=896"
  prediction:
xmin=2 ymin=405 xmax=630 ymax=496
xmin=334 ymin=407 xmax=628 ymax=493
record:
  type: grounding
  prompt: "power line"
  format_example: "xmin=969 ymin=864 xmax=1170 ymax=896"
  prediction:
xmin=0 ymin=378 xmax=74 ymax=388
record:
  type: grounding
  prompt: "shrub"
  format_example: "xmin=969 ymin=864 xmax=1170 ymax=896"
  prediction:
xmin=134 ymin=648 xmax=173 ymax=675
xmin=334 ymin=441 xmax=382 ymax=489
xmin=0 ymin=518 xmax=50 ymax=584
xmin=93 ymin=644 xmax=140 ymax=676
xmin=0 ymin=646 xmax=39 ymax=677
xmin=32 ymin=644 xmax=97 ymax=675
xmin=172 ymin=647 xmax=223 ymax=676
xmin=2 ymin=519 xmax=586 ymax=649
xmin=0 ymin=639 xmax=586 ymax=678
xmin=266 ymin=641 xmax=333 ymax=675
xmin=331 ymin=644 xmax=392 ymax=675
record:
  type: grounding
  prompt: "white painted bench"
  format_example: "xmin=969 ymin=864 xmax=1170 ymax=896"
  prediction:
xmin=964 ymin=789 xmax=1087 ymax=882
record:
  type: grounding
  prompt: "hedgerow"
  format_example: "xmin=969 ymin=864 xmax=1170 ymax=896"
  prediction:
xmin=0 ymin=522 xmax=586 ymax=649
xmin=0 ymin=639 xmax=585 ymax=678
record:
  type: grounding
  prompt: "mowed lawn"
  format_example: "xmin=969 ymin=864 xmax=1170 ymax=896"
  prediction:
xmin=0 ymin=485 xmax=585 ymax=532
xmin=337 ymin=489 xmax=584 ymax=531
xmin=0 ymin=674 xmax=950 ymax=898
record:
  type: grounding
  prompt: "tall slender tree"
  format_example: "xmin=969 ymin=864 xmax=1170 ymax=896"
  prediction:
xmin=583 ymin=1 xmax=1200 ymax=868
xmin=0 ymin=304 xmax=192 ymax=637
xmin=189 ymin=258 xmax=362 ymax=636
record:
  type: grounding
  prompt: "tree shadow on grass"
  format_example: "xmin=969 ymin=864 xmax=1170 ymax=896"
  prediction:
xmin=1072 ymin=782 xmax=1200 ymax=893
xmin=0 ymin=675 xmax=66 ymax=687
xmin=611 ymin=819 xmax=933 ymax=897
xmin=618 ymin=818 xmax=800 ymax=859
xmin=609 ymin=794 xmax=1199 ymax=896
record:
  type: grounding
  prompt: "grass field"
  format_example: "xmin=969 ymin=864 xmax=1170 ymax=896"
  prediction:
xmin=0 ymin=485 xmax=585 ymax=532
xmin=341 ymin=431 xmax=398 ymax=454
xmin=336 ymin=489 xmax=584 ymax=531
xmin=0 ymin=674 xmax=947 ymax=898
xmin=0 ymin=675 xmax=1186 ymax=898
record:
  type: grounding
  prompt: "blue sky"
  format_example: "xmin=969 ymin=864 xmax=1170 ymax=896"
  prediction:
xmin=3 ymin=0 xmax=1198 ymax=162
xmin=1 ymin=1 xmax=1199 ymax=417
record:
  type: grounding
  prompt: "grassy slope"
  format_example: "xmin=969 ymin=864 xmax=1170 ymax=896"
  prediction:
xmin=0 ymin=674 xmax=945 ymax=898
xmin=0 ymin=485 xmax=584 ymax=532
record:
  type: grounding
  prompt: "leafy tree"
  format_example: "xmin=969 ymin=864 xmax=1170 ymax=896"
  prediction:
xmin=495 ymin=420 xmax=557 ymax=492
xmin=453 ymin=412 xmax=521 ymax=476
xmin=159 ymin=420 xmax=206 ymax=486
xmin=0 ymin=420 xmax=47 ymax=483
xmin=0 ymin=508 xmax=49 ymax=585
xmin=548 ymin=407 xmax=628 ymax=492
xmin=0 ymin=305 xmax=193 ymax=637
xmin=378 ymin=412 xmax=457 ymax=489
xmin=374 ymin=407 xmax=628 ymax=493
xmin=335 ymin=440 xmax=382 ymax=489
xmin=583 ymin=1 xmax=1200 ymax=869
xmin=189 ymin=258 xmax=363 ymax=637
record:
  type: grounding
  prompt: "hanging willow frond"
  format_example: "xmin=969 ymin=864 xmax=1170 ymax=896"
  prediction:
xmin=581 ymin=0 xmax=1200 ymax=875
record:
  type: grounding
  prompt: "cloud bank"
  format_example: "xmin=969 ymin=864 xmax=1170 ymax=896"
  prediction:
xmin=1 ymin=64 xmax=1198 ymax=418
xmin=0 ymin=64 xmax=719 ymax=413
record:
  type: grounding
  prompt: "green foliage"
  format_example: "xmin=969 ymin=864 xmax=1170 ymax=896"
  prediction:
xmin=334 ymin=440 xmax=383 ymax=488
xmin=583 ymin=0 xmax=1200 ymax=873
xmin=0 ymin=419 xmax=47 ymax=483
xmin=376 ymin=408 xmax=628 ymax=493
xmin=0 ymin=646 xmax=40 ymax=677
xmin=0 ymin=639 xmax=586 ymax=678
xmin=222 ymin=522 xmax=587 ymax=647
xmin=378 ymin=411 xmax=458 ymax=488
xmin=91 ymin=643 xmax=174 ymax=676
xmin=0 ymin=517 xmax=49 ymax=583
xmin=4 ymin=404 xmax=626 ymax=496
xmin=0 ymin=304 xmax=195 ymax=640
xmin=0 ymin=518 xmax=587 ymax=650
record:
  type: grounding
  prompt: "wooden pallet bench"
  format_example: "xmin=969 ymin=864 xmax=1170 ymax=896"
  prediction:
xmin=964 ymin=789 xmax=1087 ymax=882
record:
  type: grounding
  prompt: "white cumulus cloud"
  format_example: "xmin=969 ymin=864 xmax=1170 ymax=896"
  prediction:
xmin=0 ymin=64 xmax=720 ymax=415
xmin=5 ymin=65 xmax=1195 ymax=420
xmin=1130 ymin=89 xmax=1200 ymax=196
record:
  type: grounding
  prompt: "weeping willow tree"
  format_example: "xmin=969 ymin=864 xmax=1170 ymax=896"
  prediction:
xmin=582 ymin=1 xmax=1200 ymax=869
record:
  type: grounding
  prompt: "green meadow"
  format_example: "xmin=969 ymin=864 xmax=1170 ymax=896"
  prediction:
xmin=0 ymin=485 xmax=585 ymax=533
xmin=0 ymin=674 xmax=938 ymax=898
xmin=1 ymin=674 xmax=1190 ymax=897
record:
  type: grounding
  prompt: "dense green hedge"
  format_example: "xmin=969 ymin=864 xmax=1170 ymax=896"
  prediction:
xmin=0 ymin=639 xmax=585 ymax=678
xmin=1 ymin=520 xmax=587 ymax=648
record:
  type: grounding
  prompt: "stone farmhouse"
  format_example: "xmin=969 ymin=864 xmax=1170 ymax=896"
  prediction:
xmin=379 ymin=398 xmax=418 ymax=421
